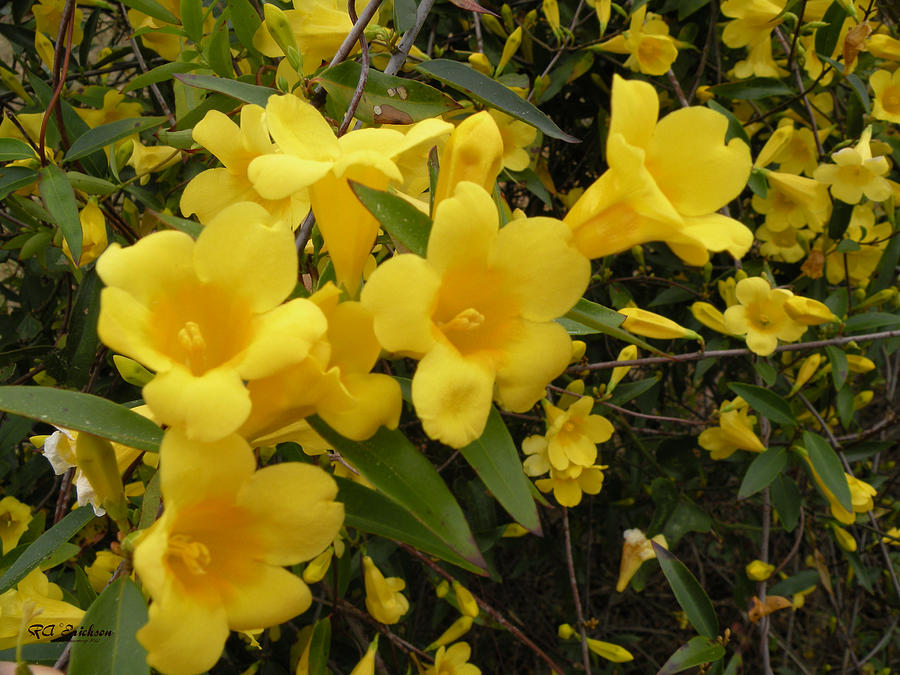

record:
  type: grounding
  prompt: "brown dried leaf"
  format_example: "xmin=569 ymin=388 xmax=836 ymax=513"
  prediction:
xmin=748 ymin=595 xmax=792 ymax=622
xmin=447 ymin=0 xmax=499 ymax=16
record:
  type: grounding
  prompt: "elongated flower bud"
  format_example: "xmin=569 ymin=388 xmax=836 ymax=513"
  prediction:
xmin=75 ymin=433 xmax=126 ymax=523
xmin=619 ymin=308 xmax=702 ymax=343
xmin=426 ymin=615 xmax=473 ymax=651
xmin=608 ymin=345 xmax=637 ymax=394
xmin=349 ymin=636 xmax=378 ymax=675
xmin=433 ymin=112 xmax=503 ymax=207
xmin=263 ymin=4 xmax=302 ymax=72
xmin=302 ymin=547 xmax=333 ymax=584
xmin=453 ymin=581 xmax=479 ymax=618
xmin=789 ymin=353 xmax=821 ymax=396
xmin=496 ymin=26 xmax=522 ymax=77
xmin=784 ymin=296 xmax=838 ymax=325
xmin=691 ymin=301 xmax=730 ymax=334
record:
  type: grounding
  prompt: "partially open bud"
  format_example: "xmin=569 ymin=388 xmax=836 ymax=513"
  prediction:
xmin=75 ymin=433 xmax=127 ymax=524
xmin=585 ymin=638 xmax=634 ymax=663
xmin=619 ymin=308 xmax=703 ymax=343
xmin=467 ymin=52 xmax=492 ymax=75
xmin=608 ymin=345 xmax=637 ymax=394
xmin=616 ymin=529 xmax=667 ymax=592
xmin=745 ymin=559 xmax=775 ymax=581
xmin=784 ymin=296 xmax=838 ymax=325
xmin=302 ymin=547 xmax=333 ymax=584
xmin=558 ymin=623 xmax=575 ymax=640
xmin=433 ymin=111 xmax=503 ymax=207
xmin=453 ymin=581 xmax=479 ymax=618
xmin=426 ymin=615 xmax=473 ymax=651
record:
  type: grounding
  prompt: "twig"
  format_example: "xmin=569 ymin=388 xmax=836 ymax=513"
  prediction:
xmin=667 ymin=69 xmax=689 ymax=107
xmin=385 ymin=0 xmax=436 ymax=76
xmin=326 ymin=0 xmax=384 ymax=70
xmin=120 ymin=3 xmax=175 ymax=125
xmin=339 ymin=0 xmax=372 ymax=134
xmin=39 ymin=0 xmax=78 ymax=163
xmin=596 ymin=399 xmax=705 ymax=426
xmin=563 ymin=509 xmax=592 ymax=675
xmin=295 ymin=208 xmax=316 ymax=253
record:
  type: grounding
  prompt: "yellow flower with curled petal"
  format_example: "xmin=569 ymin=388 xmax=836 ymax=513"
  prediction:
xmin=134 ymin=429 xmax=343 ymax=675
xmin=126 ymin=140 xmax=180 ymax=185
xmin=0 ymin=496 xmax=31 ymax=555
xmin=75 ymin=90 xmax=143 ymax=129
xmin=535 ymin=463 xmax=607 ymax=507
xmin=698 ymin=397 xmax=766 ymax=459
xmin=0 ymin=568 xmax=84 ymax=650
xmin=181 ymin=105 xmax=310 ymax=228
xmin=362 ymin=556 xmax=409 ymax=625
xmin=96 ymin=202 xmax=328 ymax=442
xmin=543 ymin=396 xmax=614 ymax=470
xmin=248 ymin=94 xmax=452 ymax=295
xmin=721 ymin=0 xmax=787 ymax=78
xmin=751 ymin=170 xmax=832 ymax=234
xmin=757 ymin=121 xmax=819 ymax=176
xmin=804 ymin=457 xmax=876 ymax=524
xmin=813 ymin=126 xmax=892 ymax=204
xmin=425 ymin=642 xmax=481 ymax=675
xmin=756 ymin=224 xmax=810 ymax=263
xmin=564 ymin=75 xmax=752 ymax=266
xmin=361 ymin=182 xmax=589 ymax=448
xmin=616 ymin=528 xmax=667 ymax=592
xmin=824 ymin=204 xmax=892 ymax=286
xmin=63 ymin=199 xmax=108 ymax=267
xmin=595 ymin=5 xmax=678 ymax=76
xmin=723 ymin=277 xmax=806 ymax=356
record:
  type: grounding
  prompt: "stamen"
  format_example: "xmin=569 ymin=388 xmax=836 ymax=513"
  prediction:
xmin=168 ymin=533 xmax=211 ymax=575
xmin=177 ymin=321 xmax=207 ymax=371
xmin=439 ymin=308 xmax=485 ymax=332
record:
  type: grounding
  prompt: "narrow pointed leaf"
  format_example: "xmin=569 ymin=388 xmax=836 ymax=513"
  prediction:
xmin=738 ymin=446 xmax=787 ymax=500
xmin=67 ymin=116 xmax=167 ymax=162
xmin=415 ymin=59 xmax=578 ymax=142
xmin=459 ymin=406 xmax=541 ymax=534
xmin=652 ymin=541 xmax=719 ymax=638
xmin=0 ymin=386 xmax=163 ymax=452
xmin=658 ymin=636 xmax=726 ymax=675
xmin=123 ymin=62 xmax=205 ymax=93
xmin=38 ymin=164 xmax=82 ymax=263
xmin=803 ymin=431 xmax=852 ymax=513
xmin=0 ymin=166 xmax=38 ymax=199
xmin=175 ymin=73 xmax=276 ymax=107
xmin=351 ymin=182 xmax=432 ymax=257
xmin=308 ymin=416 xmax=488 ymax=572
xmin=727 ymin=382 xmax=795 ymax=428
xmin=120 ymin=0 xmax=178 ymax=24
xmin=0 ymin=138 xmax=35 ymax=161
xmin=562 ymin=298 xmax=666 ymax=355
xmin=0 ymin=507 xmax=94 ymax=594
xmin=68 ymin=578 xmax=149 ymax=675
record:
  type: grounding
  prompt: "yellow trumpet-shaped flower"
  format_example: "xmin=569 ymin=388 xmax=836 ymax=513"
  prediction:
xmin=723 ymin=277 xmax=807 ymax=356
xmin=134 ymin=429 xmax=343 ymax=675
xmin=721 ymin=0 xmax=787 ymax=78
xmin=813 ymin=126 xmax=892 ymax=204
xmin=425 ymin=642 xmax=481 ymax=675
xmin=63 ymin=199 xmax=108 ymax=267
xmin=535 ymin=463 xmax=607 ymax=507
xmin=543 ymin=396 xmax=614 ymax=470
xmin=0 ymin=496 xmax=31 ymax=555
xmin=616 ymin=528 xmax=667 ymax=592
xmin=751 ymin=170 xmax=832 ymax=234
xmin=33 ymin=0 xmax=83 ymax=45
xmin=362 ymin=181 xmax=589 ymax=448
xmin=433 ymin=111 xmax=504 ymax=208
xmin=96 ymin=202 xmax=328 ymax=441
xmin=362 ymin=556 xmax=409 ymax=625
xmin=595 ymin=5 xmax=679 ymax=76
xmin=805 ymin=458 xmax=876 ymax=524
xmin=564 ymin=75 xmax=752 ymax=266
xmin=824 ymin=203 xmax=893 ymax=286
xmin=698 ymin=397 xmax=766 ymax=459
xmin=75 ymin=90 xmax=143 ymax=129
xmin=0 ymin=568 xmax=84 ymax=650
xmin=870 ymin=69 xmax=900 ymax=123
xmin=247 ymin=94 xmax=452 ymax=294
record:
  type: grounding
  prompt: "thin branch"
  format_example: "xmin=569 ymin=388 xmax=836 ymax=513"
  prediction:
xmin=339 ymin=0 xmax=372 ymax=134
xmin=563 ymin=509 xmax=592 ymax=675
xmin=120 ymin=2 xmax=174 ymax=124
xmin=385 ymin=0 xmax=436 ymax=76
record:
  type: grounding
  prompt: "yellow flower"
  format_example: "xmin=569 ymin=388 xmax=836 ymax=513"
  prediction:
xmin=723 ymin=277 xmax=806 ymax=356
xmin=86 ymin=550 xmax=124 ymax=593
xmin=126 ymin=140 xmax=180 ymax=185
xmin=721 ymin=0 xmax=787 ymax=78
xmin=74 ymin=90 xmax=143 ymax=129
xmin=543 ymin=396 xmax=614 ymax=470
xmin=181 ymin=106 xmax=310 ymax=228
xmin=756 ymin=224 xmax=810 ymax=263
xmin=691 ymin=302 xmax=731 ymax=334
xmin=698 ymin=397 xmax=766 ymax=459
xmin=248 ymin=94 xmax=452 ymax=295
xmin=453 ymin=581 xmax=479 ymax=618
xmin=586 ymin=638 xmax=634 ymax=663
xmin=134 ymin=429 xmax=343 ymax=674
xmin=883 ymin=527 xmax=900 ymax=547
xmin=0 ymin=568 xmax=84 ymax=650
xmin=425 ymin=642 xmax=481 ymax=675
xmin=522 ymin=434 xmax=551 ymax=477
xmin=619 ymin=307 xmax=701 ymax=341
xmin=239 ymin=282 xmax=401 ymax=445
xmin=361 ymin=181 xmax=589 ymax=448
xmin=866 ymin=33 xmax=900 ymax=60
xmin=616 ymin=528 xmax=667 ymax=592
xmin=824 ymin=204 xmax=892 ymax=286
xmin=362 ymin=556 xmax=409 ymax=625
xmin=746 ymin=560 xmax=775 ymax=581
xmin=805 ymin=457 xmax=876 ymax=524
xmin=487 ymin=108 xmax=537 ymax=172
xmin=751 ymin=170 xmax=831 ymax=233
xmin=96 ymin=202 xmax=328 ymax=441
xmin=63 ymin=199 xmax=108 ymax=267
xmin=535 ymin=463 xmax=607 ymax=507
xmin=596 ymin=5 xmax=679 ymax=75
xmin=433 ymin=111 xmax=504 ymax=208
xmin=756 ymin=121 xmax=819 ymax=176
xmin=33 ymin=0 xmax=83 ymax=45
xmin=0 ymin=496 xmax=31 ymax=554
xmin=427 ymin=616 xmax=474 ymax=651
xmin=813 ymin=126 xmax=892 ymax=204
xmin=564 ymin=75 xmax=752 ymax=266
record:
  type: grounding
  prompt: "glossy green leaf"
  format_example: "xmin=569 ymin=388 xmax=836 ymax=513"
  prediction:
xmin=308 ymin=618 xmax=331 ymax=675
xmin=652 ymin=542 xmax=719 ymax=638
xmin=836 ymin=384 xmax=854 ymax=429
xmin=180 ymin=0 xmax=203 ymax=43
xmin=336 ymin=478 xmax=486 ymax=574
xmin=206 ymin=23 xmax=234 ymax=78
xmin=66 ymin=171 xmax=118 ymax=195
xmin=415 ymin=59 xmax=579 ymax=142
xmin=0 ymin=137 xmax=35 ymax=161
xmin=844 ymin=312 xmax=900 ymax=332
xmin=768 ymin=569 xmax=819 ymax=597
xmin=120 ymin=0 xmax=178 ymax=24
xmin=139 ymin=469 xmax=162 ymax=530
xmin=66 ymin=117 xmax=167 ymax=162
xmin=827 ymin=198 xmax=854 ymax=239
xmin=0 ymin=386 xmax=163 ymax=453
xmin=317 ymin=61 xmax=462 ymax=124
xmin=710 ymin=78 xmax=793 ymax=100
xmin=227 ymin=0 xmax=262 ymax=52
xmin=307 ymin=416 xmax=488 ymax=573
xmin=0 ymin=166 xmax=38 ymax=199
xmin=38 ymin=164 xmax=82 ymax=263
xmin=803 ymin=431 xmax=852 ymax=513
xmin=68 ymin=578 xmax=149 ymax=675
xmin=0 ymin=644 xmax=67 ymax=664
xmin=0 ymin=507 xmax=94 ymax=594
xmin=561 ymin=298 xmax=666 ymax=355
xmin=727 ymin=382 xmax=795 ymax=428
xmin=351 ymin=182 xmax=432 ymax=257
xmin=738 ymin=446 xmax=786 ymax=500
xmin=123 ymin=62 xmax=205 ymax=93
xmin=607 ymin=375 xmax=660 ymax=406
xmin=459 ymin=406 xmax=541 ymax=534
xmin=825 ymin=345 xmax=848 ymax=391
xmin=174 ymin=73 xmax=276 ymax=106
xmin=815 ymin=1 xmax=849 ymax=57
xmin=771 ymin=474 xmax=801 ymax=532
xmin=659 ymin=636 xmax=726 ymax=675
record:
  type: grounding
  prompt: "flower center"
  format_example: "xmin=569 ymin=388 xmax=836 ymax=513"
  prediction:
xmin=562 ymin=421 xmax=577 ymax=433
xmin=168 ymin=533 xmax=211 ymax=575
xmin=439 ymin=308 xmax=485 ymax=332
xmin=177 ymin=321 xmax=208 ymax=372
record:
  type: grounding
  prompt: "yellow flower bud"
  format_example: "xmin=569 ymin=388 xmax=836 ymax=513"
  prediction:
xmin=857 ymin=287 xmax=898 ymax=309
xmin=433 ymin=111 xmax=503 ymax=207
xmin=453 ymin=581 xmax=479 ymax=618
xmin=619 ymin=308 xmax=702 ymax=343
xmin=426 ymin=615 xmax=473 ymax=651
xmin=585 ymin=638 xmax=634 ymax=663
xmin=496 ymin=26 xmax=522 ymax=77
xmin=112 ymin=354 xmax=154 ymax=387
xmin=746 ymin=560 xmax=775 ymax=581
xmin=608 ymin=345 xmax=638 ymax=394
xmin=302 ymin=547 xmax=333 ymax=584
xmin=832 ymin=525 xmax=857 ymax=552
xmin=784 ymin=296 xmax=838 ymax=325
xmin=558 ymin=623 xmax=576 ymax=640
xmin=435 ymin=580 xmax=450 ymax=598
xmin=480 ymin=14 xmax=507 ymax=38
xmin=789 ymin=353 xmax=821 ymax=396
xmin=467 ymin=52 xmax=492 ymax=75
xmin=501 ymin=523 xmax=529 ymax=537
xmin=543 ymin=0 xmax=561 ymax=40
xmin=570 ymin=339 xmax=587 ymax=363
xmin=691 ymin=301 xmax=730 ymax=334
xmin=846 ymin=354 xmax=875 ymax=373
xmin=349 ymin=636 xmax=378 ymax=675
xmin=596 ymin=0 xmax=611 ymax=35
xmin=263 ymin=4 xmax=302 ymax=72
xmin=75 ymin=432 xmax=127 ymax=523
xmin=617 ymin=529 xmax=666 ymax=592
xmin=62 ymin=199 xmax=108 ymax=267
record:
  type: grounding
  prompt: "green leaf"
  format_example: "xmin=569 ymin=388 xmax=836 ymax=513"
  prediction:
xmin=39 ymin=164 xmax=82 ymax=263
xmin=206 ymin=23 xmax=234 ymax=78
xmin=816 ymin=1 xmax=850 ymax=58
xmin=68 ymin=578 xmax=149 ymax=675
xmin=828 ymin=198 xmax=854 ymax=239
xmin=771 ymin=474 xmax=801 ymax=532
xmin=561 ymin=298 xmax=666 ymax=356
xmin=120 ymin=0 xmax=178 ymax=24
xmin=0 ymin=166 xmax=38 ymax=199
xmin=174 ymin=73 xmax=276 ymax=106
xmin=459 ymin=406 xmax=541 ymax=534
xmin=63 ymin=270 xmax=102 ymax=388
xmin=706 ymin=100 xmax=751 ymax=146
xmin=836 ymin=384 xmax=854 ymax=429
xmin=825 ymin=345 xmax=848 ymax=391
xmin=658 ymin=636 xmax=726 ymax=675
xmin=66 ymin=171 xmax=118 ymax=195
xmin=0 ymin=507 xmax=94 ymax=594
xmin=0 ymin=137 xmax=35 ymax=161
xmin=727 ymin=382 xmax=795 ymax=428
xmin=752 ymin=359 xmax=777 ymax=387
xmin=652 ymin=542 xmax=719 ymax=639
xmin=0 ymin=644 xmax=67 ymax=664
xmin=351 ymin=182 xmax=432 ymax=257
xmin=66 ymin=117 xmax=167 ymax=162
xmin=307 ymin=417 xmax=488 ymax=573
xmin=123 ymin=62 xmax=205 ymax=93
xmin=308 ymin=618 xmax=331 ymax=675
xmin=768 ymin=569 xmax=818 ymax=596
xmin=139 ymin=469 xmax=162 ymax=530
xmin=145 ymin=209 xmax=203 ymax=237
xmin=0 ymin=386 xmax=163 ymax=453
xmin=316 ymin=61 xmax=462 ymax=124
xmin=709 ymin=78 xmax=793 ymax=100
xmin=180 ymin=0 xmax=203 ymax=43
xmin=844 ymin=312 xmax=900 ymax=332
xmin=803 ymin=430 xmax=852 ymax=513
xmin=415 ymin=59 xmax=578 ymax=142
xmin=738 ymin=446 xmax=787 ymax=499
xmin=227 ymin=0 xmax=262 ymax=53
xmin=607 ymin=376 xmax=660 ymax=406
xmin=336 ymin=478 xmax=486 ymax=574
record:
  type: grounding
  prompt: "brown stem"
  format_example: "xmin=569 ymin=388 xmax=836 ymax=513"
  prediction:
xmin=563 ymin=509 xmax=592 ymax=675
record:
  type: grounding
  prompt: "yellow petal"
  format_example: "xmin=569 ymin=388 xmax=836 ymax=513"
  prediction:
xmin=319 ymin=373 xmax=402 ymax=440
xmin=428 ymin=181 xmax=498 ymax=274
xmin=240 ymin=299 xmax=328 ymax=379
xmin=494 ymin=319 xmax=572 ymax=412
xmin=222 ymin=564 xmax=312 ymax=631
xmin=265 ymin=94 xmax=339 ymax=160
xmin=247 ymin=154 xmax=333 ymax=200
xmin=609 ymin=74 xmax=658 ymax=150
xmin=433 ymin=111 xmax=504 ymax=207
xmin=96 ymin=232 xmax=196 ymax=305
xmin=98 ymin=287 xmax=171 ymax=372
